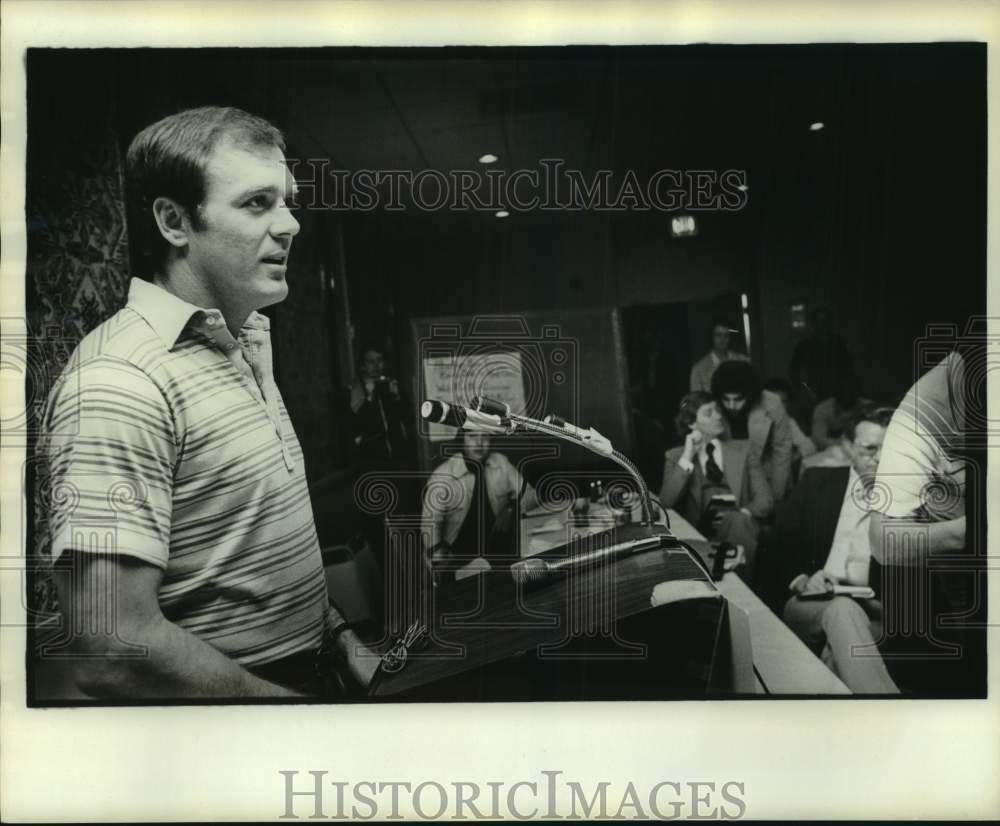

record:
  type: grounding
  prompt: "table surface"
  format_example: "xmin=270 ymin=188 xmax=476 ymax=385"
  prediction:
xmin=520 ymin=501 xmax=851 ymax=696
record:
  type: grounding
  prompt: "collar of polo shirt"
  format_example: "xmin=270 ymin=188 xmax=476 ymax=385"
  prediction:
xmin=127 ymin=278 xmax=271 ymax=351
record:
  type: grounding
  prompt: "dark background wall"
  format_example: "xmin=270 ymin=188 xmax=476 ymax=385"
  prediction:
xmin=341 ymin=45 xmax=985 ymax=410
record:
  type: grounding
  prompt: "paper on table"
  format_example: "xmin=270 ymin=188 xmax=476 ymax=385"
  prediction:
xmin=528 ymin=537 xmax=556 ymax=555
xmin=650 ymin=579 xmax=719 ymax=607
xmin=529 ymin=519 xmax=566 ymax=535
xmin=455 ymin=557 xmax=492 ymax=581
xmin=798 ymin=584 xmax=876 ymax=600
xmin=522 ymin=504 xmax=563 ymax=519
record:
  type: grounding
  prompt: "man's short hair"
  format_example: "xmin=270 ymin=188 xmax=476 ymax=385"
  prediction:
xmin=845 ymin=403 xmax=895 ymax=441
xmin=674 ymin=391 xmax=716 ymax=437
xmin=710 ymin=360 xmax=762 ymax=405
xmin=710 ymin=317 xmax=735 ymax=333
xmin=125 ymin=106 xmax=286 ymax=277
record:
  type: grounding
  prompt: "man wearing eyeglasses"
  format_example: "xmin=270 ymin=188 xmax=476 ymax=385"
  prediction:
xmin=763 ymin=404 xmax=899 ymax=694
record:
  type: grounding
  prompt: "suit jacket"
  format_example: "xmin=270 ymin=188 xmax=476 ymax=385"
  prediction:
xmin=760 ymin=466 xmax=883 ymax=611
xmin=659 ymin=439 xmax=773 ymax=528
xmin=746 ymin=389 xmax=794 ymax=501
xmin=421 ymin=451 xmax=538 ymax=555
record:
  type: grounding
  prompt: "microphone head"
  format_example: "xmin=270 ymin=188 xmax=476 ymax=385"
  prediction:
xmin=420 ymin=400 xmax=443 ymax=422
xmin=421 ymin=399 xmax=468 ymax=429
xmin=510 ymin=557 xmax=551 ymax=587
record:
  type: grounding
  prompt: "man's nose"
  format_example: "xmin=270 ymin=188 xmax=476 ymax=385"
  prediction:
xmin=272 ymin=205 xmax=301 ymax=238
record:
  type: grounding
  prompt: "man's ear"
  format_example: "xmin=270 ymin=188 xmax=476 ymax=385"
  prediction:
xmin=151 ymin=197 xmax=192 ymax=250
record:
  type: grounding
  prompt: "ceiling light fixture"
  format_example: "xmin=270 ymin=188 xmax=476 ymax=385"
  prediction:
xmin=809 ymin=122 xmax=825 ymax=131
xmin=479 ymin=153 xmax=499 ymax=164
xmin=495 ymin=210 xmax=510 ymax=218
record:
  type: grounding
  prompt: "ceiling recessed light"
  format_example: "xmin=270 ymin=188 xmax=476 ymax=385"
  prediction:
xmin=809 ymin=122 xmax=825 ymax=131
xmin=478 ymin=153 xmax=499 ymax=164
xmin=495 ymin=210 xmax=509 ymax=218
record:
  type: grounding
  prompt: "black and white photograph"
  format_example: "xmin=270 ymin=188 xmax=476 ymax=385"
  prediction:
xmin=1 ymin=0 xmax=997 ymax=821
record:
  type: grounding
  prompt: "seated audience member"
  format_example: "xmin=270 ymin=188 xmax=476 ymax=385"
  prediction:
xmin=800 ymin=440 xmax=852 ymax=470
xmin=764 ymin=378 xmax=817 ymax=465
xmin=660 ymin=392 xmax=773 ymax=575
xmin=711 ymin=360 xmax=794 ymax=500
xmin=689 ymin=318 xmax=749 ymax=392
xmin=788 ymin=306 xmax=855 ymax=412
xmin=867 ymin=351 xmax=984 ymax=697
xmin=811 ymin=372 xmax=870 ymax=450
xmin=421 ymin=430 xmax=537 ymax=580
xmin=766 ymin=405 xmax=899 ymax=694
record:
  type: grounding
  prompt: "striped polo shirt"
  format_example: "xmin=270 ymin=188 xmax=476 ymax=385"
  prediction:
xmin=874 ymin=352 xmax=966 ymax=523
xmin=42 ymin=278 xmax=333 ymax=666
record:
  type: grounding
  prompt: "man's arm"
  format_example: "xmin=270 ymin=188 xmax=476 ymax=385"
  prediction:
xmin=659 ymin=449 xmax=694 ymax=508
xmin=53 ymin=552 xmax=303 ymax=698
xmin=742 ymin=447 xmax=774 ymax=520
xmin=336 ymin=627 xmax=381 ymax=688
xmin=420 ymin=470 xmax=459 ymax=561
xmin=868 ymin=512 xmax=966 ymax=566
xmin=767 ymin=396 xmax=794 ymax=499
xmin=868 ymin=391 xmax=966 ymax=566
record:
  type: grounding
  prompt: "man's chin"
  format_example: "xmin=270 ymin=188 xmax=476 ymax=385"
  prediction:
xmin=253 ymin=278 xmax=289 ymax=309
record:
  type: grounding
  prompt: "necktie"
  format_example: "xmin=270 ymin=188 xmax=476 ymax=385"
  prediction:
xmin=466 ymin=461 xmax=495 ymax=542
xmin=705 ymin=442 xmax=724 ymax=484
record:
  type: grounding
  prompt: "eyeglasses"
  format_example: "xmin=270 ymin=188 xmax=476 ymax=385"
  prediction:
xmin=853 ymin=443 xmax=882 ymax=457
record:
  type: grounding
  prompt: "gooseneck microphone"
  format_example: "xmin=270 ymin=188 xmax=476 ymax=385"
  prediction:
xmin=422 ymin=395 xmax=658 ymax=526
xmin=478 ymin=396 xmax=653 ymax=521
xmin=420 ymin=399 xmax=511 ymax=435
xmin=510 ymin=534 xmax=664 ymax=586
